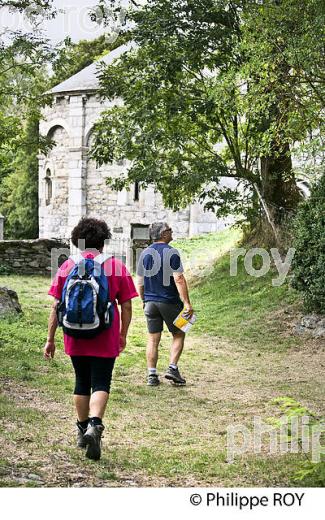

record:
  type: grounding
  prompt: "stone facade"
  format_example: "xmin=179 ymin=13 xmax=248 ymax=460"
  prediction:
xmin=39 ymin=47 xmax=233 ymax=246
xmin=0 ymin=239 xmax=69 ymax=275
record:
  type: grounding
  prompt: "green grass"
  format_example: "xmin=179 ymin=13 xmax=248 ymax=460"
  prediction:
xmin=0 ymin=227 xmax=324 ymax=487
xmin=191 ymin=254 xmax=301 ymax=351
xmin=175 ymin=227 xmax=301 ymax=350
xmin=173 ymin=226 xmax=241 ymax=258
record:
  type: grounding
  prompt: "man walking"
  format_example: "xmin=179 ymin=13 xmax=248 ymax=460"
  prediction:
xmin=137 ymin=222 xmax=194 ymax=386
xmin=44 ymin=217 xmax=138 ymax=460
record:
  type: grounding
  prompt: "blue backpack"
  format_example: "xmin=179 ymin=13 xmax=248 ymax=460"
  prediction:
xmin=56 ymin=254 xmax=114 ymax=339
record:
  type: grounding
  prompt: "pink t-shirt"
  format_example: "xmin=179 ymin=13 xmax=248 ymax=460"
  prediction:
xmin=48 ymin=252 xmax=138 ymax=358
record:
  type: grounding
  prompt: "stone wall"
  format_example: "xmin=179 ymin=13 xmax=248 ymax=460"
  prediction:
xmin=0 ymin=239 xmax=69 ymax=275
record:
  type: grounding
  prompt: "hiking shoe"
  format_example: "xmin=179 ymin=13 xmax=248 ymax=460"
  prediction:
xmin=147 ymin=373 xmax=160 ymax=386
xmin=83 ymin=423 xmax=104 ymax=461
xmin=76 ymin=422 xmax=88 ymax=449
xmin=165 ymin=367 xmax=186 ymax=385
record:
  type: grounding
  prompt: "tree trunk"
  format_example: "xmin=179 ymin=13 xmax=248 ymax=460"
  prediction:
xmin=260 ymin=142 xmax=302 ymax=226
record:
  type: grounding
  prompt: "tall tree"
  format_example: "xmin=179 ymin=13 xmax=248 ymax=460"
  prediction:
xmin=0 ymin=67 xmax=52 ymax=238
xmin=0 ymin=1 xmax=55 ymax=146
xmin=90 ymin=0 xmax=324 ymax=241
xmin=0 ymin=112 xmax=40 ymax=238
xmin=241 ymin=0 xmax=324 ymax=227
xmin=0 ymin=1 xmax=56 ymax=237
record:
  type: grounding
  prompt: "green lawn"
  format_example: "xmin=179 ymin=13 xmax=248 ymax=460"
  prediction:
xmin=0 ymin=228 xmax=324 ymax=487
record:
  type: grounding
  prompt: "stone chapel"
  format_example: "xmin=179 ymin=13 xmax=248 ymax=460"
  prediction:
xmin=38 ymin=43 xmax=231 ymax=250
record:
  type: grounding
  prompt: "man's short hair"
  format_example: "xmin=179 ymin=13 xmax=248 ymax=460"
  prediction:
xmin=71 ymin=217 xmax=112 ymax=250
xmin=149 ymin=222 xmax=170 ymax=241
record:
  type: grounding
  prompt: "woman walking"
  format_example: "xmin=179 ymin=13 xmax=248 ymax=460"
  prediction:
xmin=44 ymin=217 xmax=138 ymax=460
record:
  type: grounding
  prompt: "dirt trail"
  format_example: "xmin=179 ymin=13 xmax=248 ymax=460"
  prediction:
xmin=0 ymin=377 xmax=174 ymax=487
xmin=1 ymin=331 xmax=324 ymax=487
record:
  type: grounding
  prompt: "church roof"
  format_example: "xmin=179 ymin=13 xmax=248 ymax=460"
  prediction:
xmin=48 ymin=42 xmax=134 ymax=95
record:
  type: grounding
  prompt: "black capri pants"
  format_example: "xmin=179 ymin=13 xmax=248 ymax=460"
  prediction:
xmin=70 ymin=356 xmax=116 ymax=396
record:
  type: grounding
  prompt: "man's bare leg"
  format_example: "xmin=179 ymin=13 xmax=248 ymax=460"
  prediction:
xmin=165 ymin=331 xmax=186 ymax=385
xmin=146 ymin=332 xmax=162 ymax=369
xmin=146 ymin=332 xmax=161 ymax=385
xmin=170 ymin=331 xmax=185 ymax=365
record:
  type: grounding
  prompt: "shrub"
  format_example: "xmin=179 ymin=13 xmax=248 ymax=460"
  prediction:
xmin=0 ymin=264 xmax=15 ymax=276
xmin=291 ymin=174 xmax=325 ymax=312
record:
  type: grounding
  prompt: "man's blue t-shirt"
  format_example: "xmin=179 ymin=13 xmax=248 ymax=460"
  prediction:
xmin=137 ymin=243 xmax=184 ymax=304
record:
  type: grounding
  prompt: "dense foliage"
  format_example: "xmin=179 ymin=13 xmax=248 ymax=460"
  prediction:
xmin=0 ymin=113 xmax=42 ymax=238
xmin=91 ymin=0 xmax=324 ymax=236
xmin=291 ymin=173 xmax=325 ymax=313
xmin=0 ymin=1 xmax=55 ymax=237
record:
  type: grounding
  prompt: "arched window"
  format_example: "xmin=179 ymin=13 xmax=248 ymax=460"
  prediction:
xmin=45 ymin=168 xmax=52 ymax=206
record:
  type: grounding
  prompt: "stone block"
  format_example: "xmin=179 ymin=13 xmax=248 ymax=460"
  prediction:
xmin=0 ymin=287 xmax=22 ymax=316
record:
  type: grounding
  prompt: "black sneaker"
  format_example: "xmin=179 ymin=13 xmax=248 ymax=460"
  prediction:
xmin=76 ymin=422 xmax=88 ymax=449
xmin=165 ymin=366 xmax=186 ymax=385
xmin=147 ymin=373 xmax=160 ymax=386
xmin=83 ymin=423 xmax=104 ymax=460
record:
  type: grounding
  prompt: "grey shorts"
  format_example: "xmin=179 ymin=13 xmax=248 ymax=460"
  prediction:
xmin=144 ymin=301 xmax=184 ymax=334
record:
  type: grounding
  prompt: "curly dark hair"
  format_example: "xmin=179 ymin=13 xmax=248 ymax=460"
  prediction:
xmin=71 ymin=217 xmax=112 ymax=250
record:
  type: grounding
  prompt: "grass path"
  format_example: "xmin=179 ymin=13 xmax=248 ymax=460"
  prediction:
xmin=0 ymin=229 xmax=324 ymax=487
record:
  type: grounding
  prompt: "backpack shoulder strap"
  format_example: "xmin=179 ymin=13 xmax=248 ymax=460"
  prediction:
xmin=94 ymin=253 xmax=112 ymax=265
xmin=69 ymin=253 xmax=85 ymax=264
xmin=67 ymin=254 xmax=92 ymax=279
